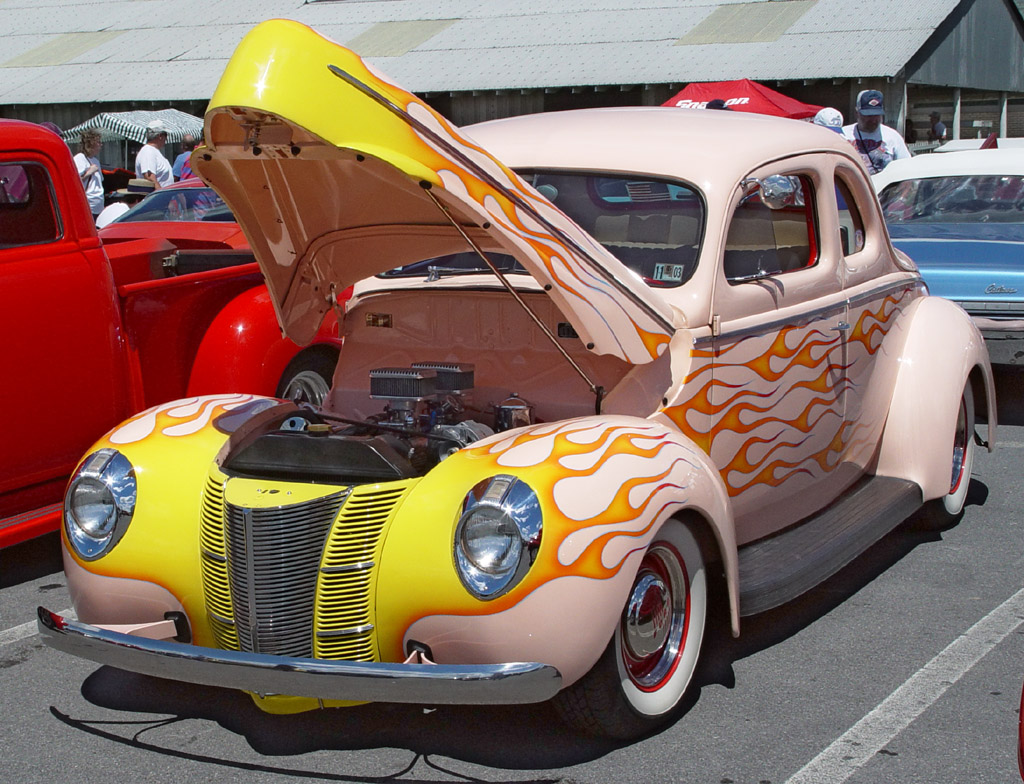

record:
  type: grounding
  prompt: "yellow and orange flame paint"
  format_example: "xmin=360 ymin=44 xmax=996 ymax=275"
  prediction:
xmin=663 ymin=289 xmax=912 ymax=509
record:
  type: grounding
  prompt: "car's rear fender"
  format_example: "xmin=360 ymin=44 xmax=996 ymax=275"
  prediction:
xmin=875 ymin=296 xmax=996 ymax=500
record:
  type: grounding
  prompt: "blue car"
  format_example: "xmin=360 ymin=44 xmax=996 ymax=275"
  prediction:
xmin=874 ymin=150 xmax=1024 ymax=364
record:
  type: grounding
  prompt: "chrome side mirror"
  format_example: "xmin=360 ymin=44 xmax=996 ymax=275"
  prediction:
xmin=739 ymin=175 xmax=801 ymax=210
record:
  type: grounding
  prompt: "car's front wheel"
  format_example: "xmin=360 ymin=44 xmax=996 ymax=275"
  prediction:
xmin=914 ymin=382 xmax=975 ymax=530
xmin=553 ymin=520 xmax=707 ymax=739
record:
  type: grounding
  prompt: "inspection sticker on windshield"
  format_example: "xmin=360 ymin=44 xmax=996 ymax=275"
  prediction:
xmin=654 ymin=264 xmax=684 ymax=283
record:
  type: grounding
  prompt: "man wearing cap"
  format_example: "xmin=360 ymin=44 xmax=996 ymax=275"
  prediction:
xmin=95 ymin=178 xmax=155 ymax=229
xmin=842 ymin=90 xmax=911 ymax=174
xmin=135 ymin=120 xmax=174 ymax=189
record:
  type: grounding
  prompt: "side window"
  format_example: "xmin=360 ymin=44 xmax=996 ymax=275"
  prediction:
xmin=835 ymin=177 xmax=865 ymax=255
xmin=724 ymin=174 xmax=817 ymax=283
xmin=0 ymin=163 xmax=60 ymax=249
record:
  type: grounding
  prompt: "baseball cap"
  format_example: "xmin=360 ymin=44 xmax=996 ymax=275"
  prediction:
xmin=813 ymin=107 xmax=844 ymax=133
xmin=857 ymin=90 xmax=885 ymax=116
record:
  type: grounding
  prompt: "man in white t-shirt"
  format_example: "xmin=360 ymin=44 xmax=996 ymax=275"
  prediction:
xmin=135 ymin=120 xmax=174 ymax=189
xmin=842 ymin=90 xmax=911 ymax=175
xmin=73 ymin=128 xmax=104 ymax=218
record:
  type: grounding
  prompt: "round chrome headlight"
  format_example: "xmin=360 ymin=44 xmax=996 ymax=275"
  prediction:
xmin=454 ymin=475 xmax=541 ymax=599
xmin=64 ymin=449 xmax=136 ymax=560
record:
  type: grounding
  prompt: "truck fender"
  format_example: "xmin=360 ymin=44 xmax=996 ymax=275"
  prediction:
xmin=186 ymin=286 xmax=340 ymax=398
xmin=875 ymin=296 xmax=996 ymax=501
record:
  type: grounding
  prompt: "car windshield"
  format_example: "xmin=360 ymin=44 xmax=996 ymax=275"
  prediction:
xmin=521 ymin=171 xmax=705 ymax=288
xmin=114 ymin=187 xmax=236 ymax=223
xmin=879 ymin=174 xmax=1024 ymax=224
xmin=380 ymin=171 xmax=705 ymax=288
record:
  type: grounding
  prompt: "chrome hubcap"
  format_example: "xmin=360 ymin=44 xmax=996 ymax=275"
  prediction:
xmin=624 ymin=573 xmax=671 ymax=659
xmin=620 ymin=544 xmax=688 ymax=689
xmin=283 ymin=370 xmax=331 ymax=406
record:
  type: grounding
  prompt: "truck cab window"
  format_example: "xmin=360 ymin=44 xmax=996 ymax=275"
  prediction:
xmin=0 ymin=163 xmax=60 ymax=248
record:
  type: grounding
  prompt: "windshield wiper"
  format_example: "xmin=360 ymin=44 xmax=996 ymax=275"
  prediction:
xmin=426 ymin=265 xmax=489 ymax=281
xmin=426 ymin=264 xmax=521 ymax=281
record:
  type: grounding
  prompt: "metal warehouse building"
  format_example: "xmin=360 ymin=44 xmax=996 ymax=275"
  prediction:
xmin=3 ymin=0 xmax=1024 ymax=153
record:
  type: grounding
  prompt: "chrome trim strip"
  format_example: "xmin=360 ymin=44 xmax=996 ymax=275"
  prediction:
xmin=320 ymin=561 xmax=375 ymax=574
xmin=37 ymin=608 xmax=562 ymax=706
xmin=695 ymin=280 xmax=920 ymax=347
xmin=316 ymin=624 xmax=374 ymax=639
xmin=208 ymin=612 xmax=235 ymax=626
xmin=200 ymin=549 xmax=227 ymax=564
xmin=241 ymin=507 xmax=259 ymax=654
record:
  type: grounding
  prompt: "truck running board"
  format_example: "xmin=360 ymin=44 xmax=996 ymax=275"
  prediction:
xmin=0 ymin=502 xmax=62 ymax=549
xmin=737 ymin=476 xmax=922 ymax=616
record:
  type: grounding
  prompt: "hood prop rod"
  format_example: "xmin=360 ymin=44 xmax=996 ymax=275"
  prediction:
xmin=422 ymin=184 xmax=604 ymax=413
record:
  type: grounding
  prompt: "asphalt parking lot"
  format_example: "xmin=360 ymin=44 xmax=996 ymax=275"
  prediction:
xmin=2 ymin=366 xmax=1023 ymax=784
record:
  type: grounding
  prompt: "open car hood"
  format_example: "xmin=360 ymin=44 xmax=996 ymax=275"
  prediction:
xmin=193 ymin=20 xmax=675 ymax=365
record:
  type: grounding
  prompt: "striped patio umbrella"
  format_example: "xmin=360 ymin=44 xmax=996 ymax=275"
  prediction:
xmin=61 ymin=108 xmax=203 ymax=145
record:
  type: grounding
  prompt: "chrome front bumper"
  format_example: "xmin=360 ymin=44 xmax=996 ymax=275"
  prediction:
xmin=37 ymin=608 xmax=562 ymax=705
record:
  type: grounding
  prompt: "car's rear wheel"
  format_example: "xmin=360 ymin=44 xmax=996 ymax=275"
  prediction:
xmin=276 ymin=347 xmax=338 ymax=407
xmin=914 ymin=382 xmax=975 ymax=530
xmin=553 ymin=520 xmax=707 ymax=739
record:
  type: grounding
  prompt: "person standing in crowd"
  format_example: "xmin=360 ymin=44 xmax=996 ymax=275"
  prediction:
xmin=172 ymin=134 xmax=196 ymax=182
xmin=928 ymin=111 xmax=948 ymax=143
xmin=73 ymin=128 xmax=104 ymax=219
xmin=135 ymin=120 xmax=173 ymax=190
xmin=842 ymin=90 xmax=911 ymax=174
xmin=813 ymin=107 xmax=845 ymax=134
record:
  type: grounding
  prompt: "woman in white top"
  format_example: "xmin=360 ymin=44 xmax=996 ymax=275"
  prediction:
xmin=73 ymin=129 xmax=104 ymax=218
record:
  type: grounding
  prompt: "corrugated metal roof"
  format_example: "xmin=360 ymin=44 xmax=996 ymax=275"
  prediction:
xmin=0 ymin=0 xmax=991 ymax=104
xmin=677 ymin=1 xmax=817 ymax=45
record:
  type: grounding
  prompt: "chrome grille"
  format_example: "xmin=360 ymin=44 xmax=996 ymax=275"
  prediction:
xmin=199 ymin=473 xmax=237 ymax=650
xmin=315 ymin=484 xmax=412 ymax=660
xmin=225 ymin=490 xmax=347 ymax=657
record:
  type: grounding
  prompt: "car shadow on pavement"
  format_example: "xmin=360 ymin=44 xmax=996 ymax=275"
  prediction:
xmin=0 ymin=532 xmax=62 ymax=589
xmin=993 ymin=364 xmax=1024 ymax=426
xmin=696 ymin=478 xmax=989 ymax=679
xmin=64 ymin=664 xmax=621 ymax=774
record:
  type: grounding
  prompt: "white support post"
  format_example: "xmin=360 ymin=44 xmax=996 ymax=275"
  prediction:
xmin=1001 ymin=92 xmax=1009 ymax=138
xmin=953 ymin=88 xmax=962 ymax=140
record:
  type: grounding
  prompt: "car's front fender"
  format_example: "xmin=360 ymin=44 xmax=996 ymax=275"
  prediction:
xmin=375 ymin=415 xmax=736 ymax=687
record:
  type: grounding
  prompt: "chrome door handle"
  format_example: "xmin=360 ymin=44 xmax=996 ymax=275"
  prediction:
xmin=832 ymin=321 xmax=851 ymax=332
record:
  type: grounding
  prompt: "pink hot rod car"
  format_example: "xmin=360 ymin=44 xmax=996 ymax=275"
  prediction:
xmin=40 ymin=21 xmax=995 ymax=740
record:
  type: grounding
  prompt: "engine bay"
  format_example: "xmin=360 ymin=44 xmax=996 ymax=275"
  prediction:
xmin=222 ymin=362 xmax=529 ymax=483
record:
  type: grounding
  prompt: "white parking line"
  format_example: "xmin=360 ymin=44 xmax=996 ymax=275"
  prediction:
xmin=0 ymin=608 xmax=75 ymax=647
xmin=785 ymin=587 xmax=1024 ymax=784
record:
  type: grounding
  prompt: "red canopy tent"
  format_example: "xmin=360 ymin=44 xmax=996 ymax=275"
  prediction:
xmin=663 ymin=79 xmax=822 ymax=120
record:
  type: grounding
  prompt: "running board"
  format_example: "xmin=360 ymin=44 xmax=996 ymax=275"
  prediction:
xmin=738 ymin=476 xmax=922 ymax=616
xmin=0 ymin=502 xmax=62 ymax=549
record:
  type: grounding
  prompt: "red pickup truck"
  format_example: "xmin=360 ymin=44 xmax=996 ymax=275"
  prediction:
xmin=0 ymin=119 xmax=342 ymax=548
